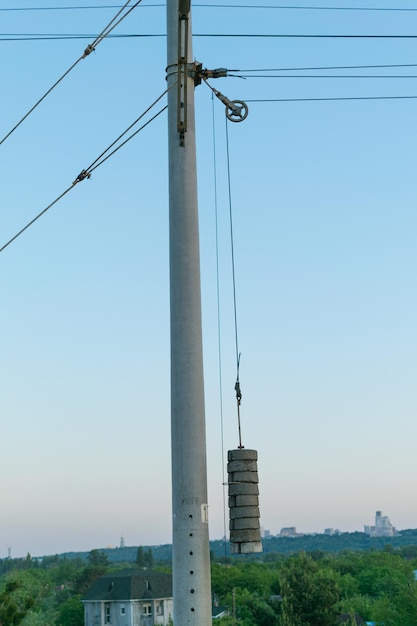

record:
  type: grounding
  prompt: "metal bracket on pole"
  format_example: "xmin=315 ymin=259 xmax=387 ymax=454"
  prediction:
xmin=189 ymin=62 xmax=204 ymax=86
xmin=199 ymin=72 xmax=249 ymax=122
xmin=177 ymin=0 xmax=190 ymax=146
xmin=189 ymin=63 xmax=228 ymax=86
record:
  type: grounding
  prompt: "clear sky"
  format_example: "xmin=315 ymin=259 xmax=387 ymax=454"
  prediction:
xmin=1 ymin=0 xmax=416 ymax=559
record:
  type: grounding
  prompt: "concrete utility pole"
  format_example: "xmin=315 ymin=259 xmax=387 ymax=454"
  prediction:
xmin=166 ymin=0 xmax=212 ymax=624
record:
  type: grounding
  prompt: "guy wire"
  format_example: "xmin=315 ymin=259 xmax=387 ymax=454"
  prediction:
xmin=211 ymin=92 xmax=229 ymax=574
xmin=225 ymin=114 xmax=244 ymax=449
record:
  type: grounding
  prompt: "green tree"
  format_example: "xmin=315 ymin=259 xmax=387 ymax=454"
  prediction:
xmin=0 ymin=579 xmax=35 ymax=625
xmin=220 ymin=588 xmax=270 ymax=626
xmin=136 ymin=547 xmax=145 ymax=567
xmin=144 ymin=549 xmax=154 ymax=569
xmin=211 ymin=561 xmax=279 ymax=600
xmin=86 ymin=550 xmax=108 ymax=567
xmin=279 ymin=552 xmax=340 ymax=626
xmin=55 ymin=596 xmax=84 ymax=626
xmin=73 ymin=566 xmax=107 ymax=596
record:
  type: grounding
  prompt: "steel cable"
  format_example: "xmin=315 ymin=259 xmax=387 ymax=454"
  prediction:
xmin=0 ymin=0 xmax=142 ymax=146
xmin=0 ymin=87 xmax=171 ymax=254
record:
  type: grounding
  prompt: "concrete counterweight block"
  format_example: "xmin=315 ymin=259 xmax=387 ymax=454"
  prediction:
xmin=228 ymin=449 xmax=262 ymax=554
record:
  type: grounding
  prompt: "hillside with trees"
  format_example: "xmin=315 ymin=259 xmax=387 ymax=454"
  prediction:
xmin=1 ymin=541 xmax=417 ymax=625
xmin=55 ymin=529 xmax=417 ymax=565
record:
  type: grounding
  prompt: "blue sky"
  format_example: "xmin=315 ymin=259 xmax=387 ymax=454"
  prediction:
xmin=1 ymin=0 xmax=416 ymax=558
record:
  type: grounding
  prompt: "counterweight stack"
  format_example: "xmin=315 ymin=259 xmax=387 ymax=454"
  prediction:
xmin=228 ymin=448 xmax=262 ymax=554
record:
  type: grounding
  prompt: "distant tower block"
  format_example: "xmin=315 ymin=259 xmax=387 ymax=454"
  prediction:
xmin=228 ymin=449 xmax=262 ymax=554
xmin=120 ymin=536 xmax=125 ymax=549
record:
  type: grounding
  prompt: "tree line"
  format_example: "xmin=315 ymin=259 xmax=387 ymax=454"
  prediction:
xmin=211 ymin=548 xmax=417 ymax=625
xmin=1 ymin=545 xmax=417 ymax=625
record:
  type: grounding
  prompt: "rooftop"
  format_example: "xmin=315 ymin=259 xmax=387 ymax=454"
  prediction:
xmin=83 ymin=569 xmax=172 ymax=602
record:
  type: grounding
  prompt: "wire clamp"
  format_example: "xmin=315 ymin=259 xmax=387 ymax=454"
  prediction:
xmin=72 ymin=169 xmax=91 ymax=185
xmin=235 ymin=381 xmax=242 ymax=405
xmin=190 ymin=63 xmax=229 ymax=86
xmin=82 ymin=44 xmax=95 ymax=58
xmin=204 ymin=67 xmax=229 ymax=79
xmin=235 ymin=380 xmax=244 ymax=448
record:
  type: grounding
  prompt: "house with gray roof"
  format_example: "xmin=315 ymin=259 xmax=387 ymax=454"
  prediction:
xmin=82 ymin=569 xmax=173 ymax=626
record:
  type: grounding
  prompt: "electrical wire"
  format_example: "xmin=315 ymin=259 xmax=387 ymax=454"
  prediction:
xmin=225 ymin=116 xmax=244 ymax=450
xmin=196 ymin=34 xmax=417 ymax=39
xmin=198 ymin=3 xmax=417 ymax=9
xmin=245 ymin=95 xmax=417 ymax=102
xmin=210 ymin=91 xmax=229 ymax=568
xmin=237 ymin=64 xmax=417 ymax=72
xmin=0 ymin=187 xmax=76 ymax=255
xmin=89 ymin=0 xmax=142 ymax=49
xmin=0 ymin=34 xmax=160 ymax=41
xmin=225 ymin=117 xmax=240 ymax=395
xmin=3 ymin=4 xmax=417 ymax=12
xmin=0 ymin=88 xmax=170 ymax=254
xmin=0 ymin=0 xmax=142 ymax=146
xmin=238 ymin=75 xmax=417 ymax=78
xmin=197 ymin=3 xmax=417 ymax=10
xmin=86 ymin=105 xmax=167 ymax=174
xmin=3 ymin=33 xmax=417 ymax=41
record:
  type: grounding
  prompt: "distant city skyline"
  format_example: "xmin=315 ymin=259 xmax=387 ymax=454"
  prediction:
xmin=3 ymin=510 xmax=411 ymax=560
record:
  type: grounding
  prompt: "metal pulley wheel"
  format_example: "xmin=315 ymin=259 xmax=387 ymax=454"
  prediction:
xmin=226 ymin=100 xmax=249 ymax=122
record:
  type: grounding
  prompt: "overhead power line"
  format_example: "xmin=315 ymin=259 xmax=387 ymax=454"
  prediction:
xmin=2 ymin=4 xmax=417 ymax=12
xmin=3 ymin=33 xmax=417 ymax=41
xmin=0 ymin=0 xmax=142 ymax=146
xmin=196 ymin=34 xmax=417 ymax=39
xmin=237 ymin=64 xmax=417 ymax=72
xmin=0 ymin=87 xmax=171 ymax=255
xmin=239 ymin=75 xmax=417 ymax=79
xmin=200 ymin=3 xmax=417 ymax=9
xmin=246 ymin=95 xmax=417 ymax=102
xmin=0 ymin=34 xmax=159 ymax=41
xmin=0 ymin=4 xmax=134 ymax=10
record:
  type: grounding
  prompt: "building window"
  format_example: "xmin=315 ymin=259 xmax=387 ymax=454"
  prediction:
xmin=120 ymin=606 xmax=126 ymax=615
xmin=105 ymin=604 xmax=111 ymax=623
xmin=143 ymin=603 xmax=152 ymax=615
xmin=156 ymin=601 xmax=164 ymax=615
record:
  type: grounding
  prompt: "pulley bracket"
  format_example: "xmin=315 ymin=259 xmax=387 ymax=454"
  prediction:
xmin=199 ymin=72 xmax=249 ymax=122
xmin=213 ymin=88 xmax=248 ymax=122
